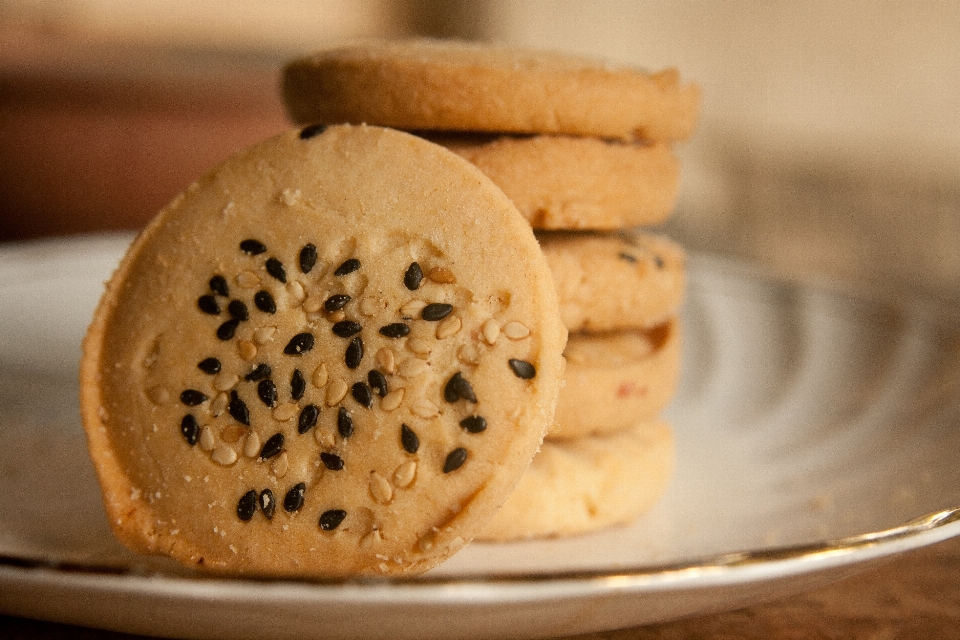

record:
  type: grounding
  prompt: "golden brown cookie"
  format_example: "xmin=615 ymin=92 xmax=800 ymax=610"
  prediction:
xmin=282 ymin=39 xmax=700 ymax=141
xmin=79 ymin=124 xmax=567 ymax=578
xmin=539 ymin=231 xmax=686 ymax=333
xmin=424 ymin=133 xmax=680 ymax=230
xmin=550 ymin=319 xmax=680 ymax=439
xmin=477 ymin=420 xmax=674 ymax=541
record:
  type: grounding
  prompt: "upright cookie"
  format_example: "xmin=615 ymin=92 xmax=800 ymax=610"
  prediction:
xmin=550 ymin=319 xmax=680 ymax=439
xmin=478 ymin=420 xmax=674 ymax=541
xmin=539 ymin=231 xmax=686 ymax=333
xmin=282 ymin=39 xmax=700 ymax=141
xmin=79 ymin=124 xmax=566 ymax=577
xmin=426 ymin=133 xmax=680 ymax=230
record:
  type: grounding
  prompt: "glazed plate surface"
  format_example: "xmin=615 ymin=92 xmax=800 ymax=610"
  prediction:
xmin=1 ymin=234 xmax=959 ymax=639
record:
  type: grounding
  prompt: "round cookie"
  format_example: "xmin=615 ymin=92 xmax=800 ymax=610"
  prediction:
xmin=538 ymin=231 xmax=686 ymax=333
xmin=282 ymin=39 xmax=700 ymax=142
xmin=549 ymin=319 xmax=680 ymax=440
xmin=424 ymin=133 xmax=680 ymax=230
xmin=477 ymin=420 xmax=674 ymax=541
xmin=79 ymin=124 xmax=567 ymax=578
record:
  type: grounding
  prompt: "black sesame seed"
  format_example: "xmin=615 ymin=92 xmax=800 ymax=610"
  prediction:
xmin=197 ymin=357 xmax=221 ymax=375
xmin=254 ymin=290 xmax=277 ymax=314
xmin=265 ymin=257 xmax=287 ymax=283
xmin=443 ymin=447 xmax=468 ymax=473
xmin=404 ymin=262 xmax=424 ymax=290
xmin=291 ymin=369 xmax=306 ymax=401
xmin=240 ymin=239 xmax=267 ymax=255
xmin=299 ymin=243 xmax=318 ymax=273
xmin=228 ymin=299 xmax=249 ymax=321
xmin=217 ymin=318 xmax=240 ymax=340
xmin=180 ymin=415 xmax=200 ymax=445
xmin=618 ymin=252 xmax=638 ymax=263
xmin=284 ymin=332 xmax=315 ymax=355
xmin=244 ymin=363 xmax=272 ymax=381
xmin=334 ymin=258 xmax=361 ymax=276
xmin=299 ymin=123 xmax=327 ymax=139
xmin=237 ymin=490 xmax=257 ymax=522
xmin=400 ymin=424 xmax=419 ymax=454
xmin=260 ymin=433 xmax=284 ymax=459
xmin=197 ymin=295 xmax=220 ymax=315
xmin=209 ymin=274 xmax=229 ymax=297
xmin=284 ymin=482 xmax=306 ymax=512
xmin=228 ymin=390 xmax=250 ymax=425
xmin=351 ymin=382 xmax=373 ymax=408
xmin=379 ymin=323 xmax=410 ymax=338
xmin=297 ymin=404 xmax=319 ymax=434
xmin=421 ymin=303 xmax=453 ymax=321
xmin=459 ymin=415 xmax=487 ymax=434
xmin=257 ymin=379 xmax=278 ymax=408
xmin=258 ymin=489 xmax=276 ymax=519
xmin=180 ymin=389 xmax=208 ymax=406
xmin=337 ymin=407 xmax=354 ymax=438
xmin=320 ymin=452 xmax=344 ymax=471
xmin=332 ymin=320 xmax=362 ymax=337
xmin=444 ymin=372 xmax=476 ymax=403
xmin=368 ymin=370 xmax=388 ymax=397
xmin=508 ymin=359 xmax=536 ymax=379
xmin=319 ymin=509 xmax=347 ymax=531
xmin=324 ymin=294 xmax=351 ymax=312
xmin=345 ymin=337 xmax=363 ymax=369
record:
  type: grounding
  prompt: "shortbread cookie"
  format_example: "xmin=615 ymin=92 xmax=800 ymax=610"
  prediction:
xmin=282 ymin=39 xmax=700 ymax=141
xmin=425 ymin=133 xmax=680 ymax=230
xmin=550 ymin=319 xmax=680 ymax=439
xmin=79 ymin=124 xmax=566 ymax=578
xmin=478 ymin=420 xmax=674 ymax=541
xmin=539 ymin=231 xmax=686 ymax=333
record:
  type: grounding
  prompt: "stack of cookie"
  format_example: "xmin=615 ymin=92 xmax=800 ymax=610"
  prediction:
xmin=282 ymin=39 xmax=699 ymax=540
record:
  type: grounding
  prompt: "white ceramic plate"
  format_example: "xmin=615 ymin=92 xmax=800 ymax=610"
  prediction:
xmin=0 ymin=234 xmax=958 ymax=640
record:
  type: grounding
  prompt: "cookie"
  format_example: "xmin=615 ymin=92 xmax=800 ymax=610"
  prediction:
xmin=539 ymin=231 xmax=686 ymax=333
xmin=282 ymin=39 xmax=700 ymax=141
xmin=79 ymin=124 xmax=567 ymax=578
xmin=424 ymin=133 xmax=680 ymax=230
xmin=550 ymin=319 xmax=680 ymax=440
xmin=477 ymin=420 xmax=674 ymax=541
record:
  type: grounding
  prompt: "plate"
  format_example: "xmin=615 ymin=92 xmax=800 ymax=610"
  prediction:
xmin=1 ymin=233 xmax=958 ymax=639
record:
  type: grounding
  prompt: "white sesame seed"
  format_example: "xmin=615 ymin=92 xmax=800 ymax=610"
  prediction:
xmin=237 ymin=340 xmax=257 ymax=360
xmin=369 ymin=472 xmax=393 ymax=504
xmin=199 ymin=426 xmax=216 ymax=451
xmin=326 ymin=379 xmax=348 ymax=405
xmin=396 ymin=358 xmax=429 ymax=378
xmin=482 ymin=319 xmax=500 ymax=345
xmin=272 ymin=403 xmax=298 ymax=421
xmin=243 ymin=432 xmax=261 ymax=458
xmin=302 ymin=296 xmax=323 ymax=313
xmin=211 ymin=445 xmax=237 ymax=466
xmin=411 ymin=397 xmax=440 ymax=419
xmin=380 ymin=388 xmax=405 ymax=411
xmin=375 ymin=348 xmax=397 ymax=374
xmin=394 ymin=460 xmax=417 ymax=488
xmin=400 ymin=299 xmax=427 ymax=317
xmin=407 ymin=338 xmax=432 ymax=356
xmin=210 ymin=392 xmax=229 ymax=417
xmin=458 ymin=343 xmax=480 ymax=365
xmin=359 ymin=296 xmax=384 ymax=316
xmin=436 ymin=316 xmax=462 ymax=339
xmin=312 ymin=363 xmax=329 ymax=388
xmin=428 ymin=266 xmax=456 ymax=284
xmin=213 ymin=372 xmax=239 ymax=392
xmin=287 ymin=280 xmax=306 ymax=303
xmin=271 ymin=452 xmax=289 ymax=478
xmin=504 ymin=321 xmax=530 ymax=340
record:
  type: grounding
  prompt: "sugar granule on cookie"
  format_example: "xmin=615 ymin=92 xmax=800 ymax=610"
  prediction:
xmin=79 ymin=124 xmax=566 ymax=577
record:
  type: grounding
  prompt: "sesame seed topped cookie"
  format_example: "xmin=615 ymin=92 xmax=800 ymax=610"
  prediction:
xmin=282 ymin=39 xmax=700 ymax=142
xmin=79 ymin=124 xmax=566 ymax=577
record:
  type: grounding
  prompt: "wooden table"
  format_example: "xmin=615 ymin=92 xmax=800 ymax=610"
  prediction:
xmin=2 ymin=534 xmax=958 ymax=639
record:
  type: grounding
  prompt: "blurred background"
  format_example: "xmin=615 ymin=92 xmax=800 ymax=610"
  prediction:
xmin=1 ymin=1 xmax=958 ymax=302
